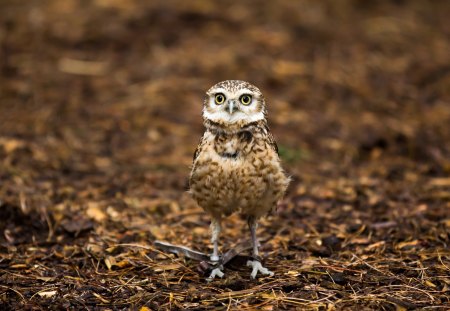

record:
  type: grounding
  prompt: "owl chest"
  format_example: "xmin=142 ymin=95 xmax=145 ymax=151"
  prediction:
xmin=212 ymin=131 xmax=253 ymax=158
xmin=191 ymin=132 xmax=279 ymax=214
xmin=201 ymin=131 xmax=268 ymax=178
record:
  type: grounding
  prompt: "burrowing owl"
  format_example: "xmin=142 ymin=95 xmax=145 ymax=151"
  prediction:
xmin=189 ymin=80 xmax=290 ymax=279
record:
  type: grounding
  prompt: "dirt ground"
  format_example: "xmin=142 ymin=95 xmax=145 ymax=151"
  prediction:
xmin=1 ymin=0 xmax=450 ymax=310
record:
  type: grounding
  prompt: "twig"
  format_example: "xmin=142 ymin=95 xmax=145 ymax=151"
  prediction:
xmin=0 ymin=285 xmax=25 ymax=302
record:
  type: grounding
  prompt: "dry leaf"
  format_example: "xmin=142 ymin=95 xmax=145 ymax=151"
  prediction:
xmin=428 ymin=178 xmax=450 ymax=187
xmin=154 ymin=263 xmax=182 ymax=272
xmin=104 ymin=256 xmax=116 ymax=270
xmin=86 ymin=243 xmax=103 ymax=256
xmin=0 ymin=137 xmax=25 ymax=153
xmin=116 ymin=260 xmax=131 ymax=268
xmin=58 ymin=58 xmax=108 ymax=75
xmin=396 ymin=240 xmax=420 ymax=249
xmin=366 ymin=241 xmax=385 ymax=250
xmin=86 ymin=202 xmax=107 ymax=222
xmin=148 ymin=226 xmax=166 ymax=240
xmin=38 ymin=290 xmax=57 ymax=298
xmin=10 ymin=264 xmax=27 ymax=269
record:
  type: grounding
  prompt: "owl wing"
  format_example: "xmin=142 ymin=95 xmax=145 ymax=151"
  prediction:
xmin=265 ymin=125 xmax=279 ymax=155
xmin=193 ymin=133 xmax=206 ymax=162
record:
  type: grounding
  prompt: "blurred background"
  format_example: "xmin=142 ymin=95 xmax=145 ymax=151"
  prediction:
xmin=0 ymin=0 xmax=449 ymax=308
xmin=1 ymin=0 xmax=449 ymax=179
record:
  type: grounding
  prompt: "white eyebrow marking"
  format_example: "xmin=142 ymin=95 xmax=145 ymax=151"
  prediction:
xmin=208 ymin=88 xmax=227 ymax=95
xmin=235 ymin=89 xmax=257 ymax=97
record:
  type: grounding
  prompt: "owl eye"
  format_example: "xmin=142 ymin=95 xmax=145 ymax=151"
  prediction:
xmin=240 ymin=94 xmax=252 ymax=105
xmin=215 ymin=93 xmax=226 ymax=105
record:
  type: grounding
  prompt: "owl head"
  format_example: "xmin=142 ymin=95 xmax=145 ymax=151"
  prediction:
xmin=203 ymin=80 xmax=267 ymax=126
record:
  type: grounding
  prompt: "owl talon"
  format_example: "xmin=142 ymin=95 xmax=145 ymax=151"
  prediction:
xmin=247 ymin=260 xmax=274 ymax=279
xmin=207 ymin=267 xmax=224 ymax=281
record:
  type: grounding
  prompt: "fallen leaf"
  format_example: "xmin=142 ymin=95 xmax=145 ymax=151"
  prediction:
xmin=86 ymin=202 xmax=107 ymax=222
xmin=148 ymin=226 xmax=166 ymax=240
xmin=0 ymin=137 xmax=25 ymax=153
xmin=10 ymin=264 xmax=27 ymax=269
xmin=428 ymin=178 xmax=450 ymax=187
xmin=366 ymin=241 xmax=385 ymax=250
xmin=154 ymin=263 xmax=182 ymax=272
xmin=105 ymin=256 xmax=116 ymax=270
xmin=58 ymin=58 xmax=108 ymax=75
xmin=285 ymin=270 xmax=300 ymax=276
xmin=38 ymin=290 xmax=57 ymax=298
xmin=85 ymin=243 xmax=103 ymax=256
xmin=116 ymin=260 xmax=132 ymax=268
xmin=351 ymin=238 xmax=371 ymax=245
xmin=396 ymin=240 xmax=420 ymax=249
xmin=61 ymin=217 xmax=94 ymax=234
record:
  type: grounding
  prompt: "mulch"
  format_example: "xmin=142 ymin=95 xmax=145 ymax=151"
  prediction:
xmin=1 ymin=0 xmax=449 ymax=309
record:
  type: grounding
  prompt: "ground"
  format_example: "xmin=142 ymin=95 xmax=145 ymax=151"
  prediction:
xmin=0 ymin=0 xmax=450 ymax=310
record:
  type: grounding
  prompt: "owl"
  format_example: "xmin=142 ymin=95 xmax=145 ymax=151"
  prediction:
xmin=189 ymin=80 xmax=290 ymax=279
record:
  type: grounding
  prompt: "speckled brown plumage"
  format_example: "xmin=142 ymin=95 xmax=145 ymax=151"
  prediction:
xmin=191 ymin=119 xmax=287 ymax=219
xmin=189 ymin=80 xmax=289 ymax=279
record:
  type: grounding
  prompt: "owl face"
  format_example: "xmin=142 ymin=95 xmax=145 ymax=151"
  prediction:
xmin=203 ymin=80 xmax=266 ymax=125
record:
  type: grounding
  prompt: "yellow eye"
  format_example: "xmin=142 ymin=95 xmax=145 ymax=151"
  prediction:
xmin=240 ymin=94 xmax=252 ymax=105
xmin=215 ymin=93 xmax=226 ymax=105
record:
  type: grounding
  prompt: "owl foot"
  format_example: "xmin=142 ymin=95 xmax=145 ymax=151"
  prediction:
xmin=247 ymin=260 xmax=274 ymax=279
xmin=207 ymin=267 xmax=224 ymax=281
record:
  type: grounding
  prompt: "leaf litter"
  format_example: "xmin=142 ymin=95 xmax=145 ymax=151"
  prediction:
xmin=0 ymin=0 xmax=450 ymax=309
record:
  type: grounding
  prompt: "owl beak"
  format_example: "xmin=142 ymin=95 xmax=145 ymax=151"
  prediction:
xmin=227 ymin=100 xmax=238 ymax=114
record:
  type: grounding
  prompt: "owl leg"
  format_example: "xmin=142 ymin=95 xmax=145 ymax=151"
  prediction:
xmin=246 ymin=216 xmax=274 ymax=279
xmin=210 ymin=218 xmax=221 ymax=261
xmin=207 ymin=218 xmax=224 ymax=280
